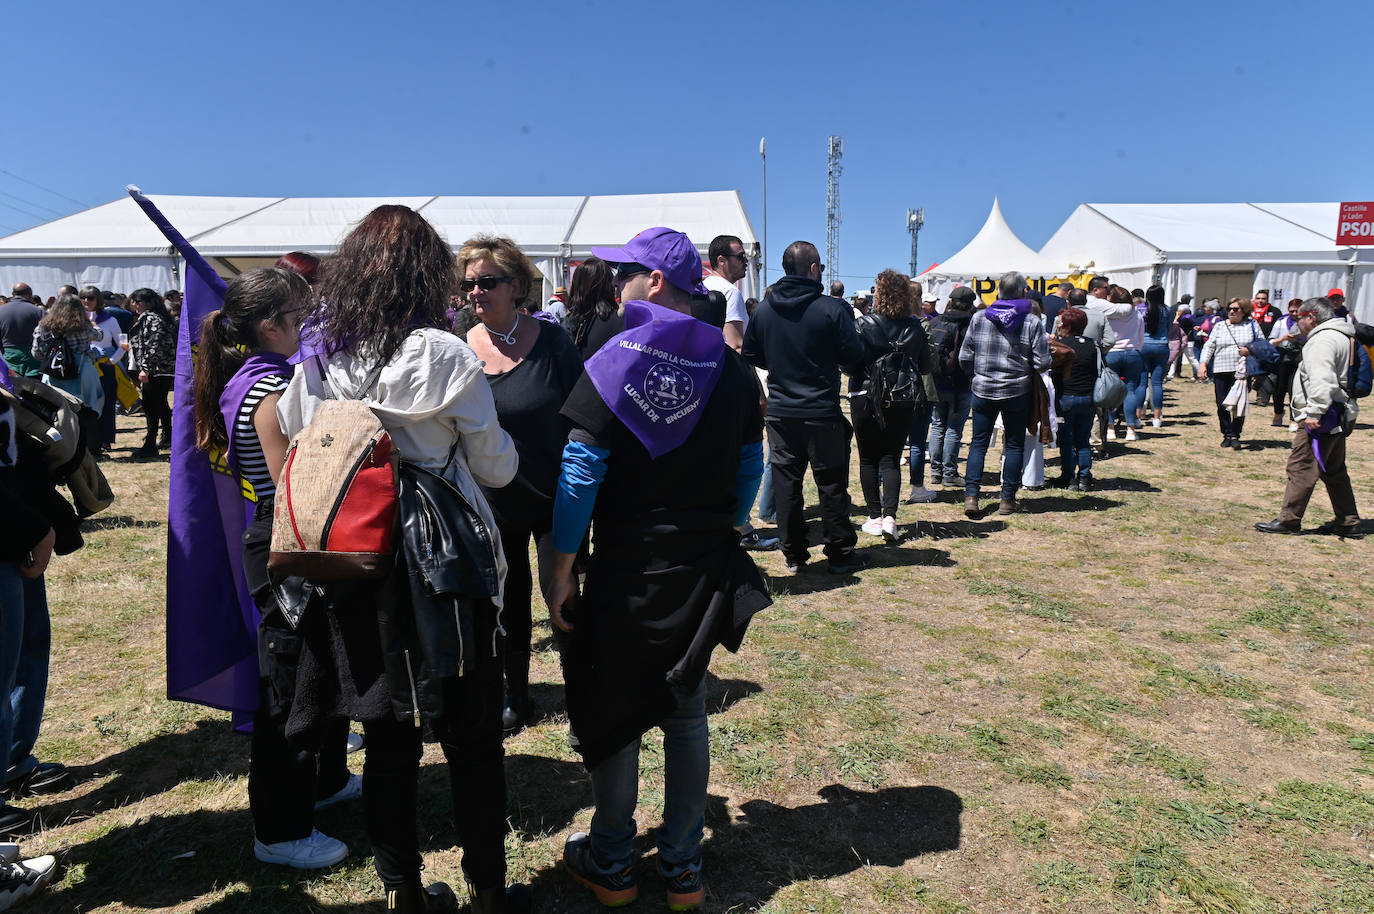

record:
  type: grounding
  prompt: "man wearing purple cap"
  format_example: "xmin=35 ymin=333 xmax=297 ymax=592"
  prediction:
xmin=742 ymin=241 xmax=866 ymax=574
xmin=543 ymin=227 xmax=771 ymax=910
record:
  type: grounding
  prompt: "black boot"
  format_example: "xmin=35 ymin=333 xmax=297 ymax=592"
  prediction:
xmin=468 ymin=883 xmax=531 ymax=914
xmin=501 ymin=654 xmax=533 ymax=734
xmin=385 ymin=881 xmax=456 ymax=912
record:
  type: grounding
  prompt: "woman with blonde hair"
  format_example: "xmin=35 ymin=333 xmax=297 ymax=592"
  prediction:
xmin=844 ymin=269 xmax=930 ymax=541
xmin=458 ymin=234 xmax=583 ymax=733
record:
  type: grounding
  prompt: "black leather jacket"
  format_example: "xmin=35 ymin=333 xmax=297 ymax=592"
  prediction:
xmin=379 ymin=462 xmax=501 ymax=725
xmin=844 ymin=312 xmax=932 ymax=387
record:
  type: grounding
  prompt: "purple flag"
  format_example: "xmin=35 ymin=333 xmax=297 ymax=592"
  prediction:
xmin=583 ymin=300 xmax=726 ymax=459
xmin=128 ymin=187 xmax=258 ymax=727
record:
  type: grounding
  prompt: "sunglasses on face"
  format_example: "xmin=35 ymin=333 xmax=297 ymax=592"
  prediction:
xmin=727 ymin=251 xmax=749 ymax=264
xmin=459 ymin=275 xmax=514 ymax=294
xmin=80 ymin=295 xmax=96 ymax=301
xmin=1227 ymin=307 xmax=1241 ymax=312
xmin=614 ymin=262 xmax=653 ymax=282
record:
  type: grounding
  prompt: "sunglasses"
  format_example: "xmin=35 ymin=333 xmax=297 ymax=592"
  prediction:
xmin=80 ymin=295 xmax=97 ymax=301
xmin=459 ymin=275 xmax=514 ymax=294
xmin=1227 ymin=307 xmax=1241 ymax=312
xmin=614 ymin=262 xmax=653 ymax=282
xmin=727 ymin=252 xmax=749 ymax=264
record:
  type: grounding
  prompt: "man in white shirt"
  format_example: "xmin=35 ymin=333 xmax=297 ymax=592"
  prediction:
xmin=704 ymin=235 xmax=749 ymax=353
xmin=545 ymin=286 xmax=569 ymax=327
xmin=1080 ymin=276 xmax=1127 ymax=451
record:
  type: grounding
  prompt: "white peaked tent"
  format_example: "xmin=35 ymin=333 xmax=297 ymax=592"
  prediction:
xmin=0 ymin=191 xmax=759 ymax=301
xmin=921 ymin=198 xmax=1067 ymax=301
xmin=1038 ymin=203 xmax=1373 ymax=320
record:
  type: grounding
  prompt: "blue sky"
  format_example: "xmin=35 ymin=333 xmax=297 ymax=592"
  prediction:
xmin=4 ymin=0 xmax=1370 ymax=287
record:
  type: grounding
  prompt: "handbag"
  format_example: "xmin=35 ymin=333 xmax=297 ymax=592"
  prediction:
xmin=1093 ymin=346 xmax=1126 ymax=409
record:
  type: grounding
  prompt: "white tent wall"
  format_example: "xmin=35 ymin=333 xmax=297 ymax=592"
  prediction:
xmin=0 ymin=257 xmax=177 ymax=301
xmin=1161 ymin=265 xmax=1196 ymax=306
xmin=1354 ymin=266 xmax=1374 ymax=322
xmin=1038 ymin=205 xmax=1162 ymax=279
xmin=1253 ymin=265 xmax=1347 ymax=306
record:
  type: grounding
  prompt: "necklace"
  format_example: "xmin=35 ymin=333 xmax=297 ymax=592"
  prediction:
xmin=489 ymin=312 xmax=519 ymax=346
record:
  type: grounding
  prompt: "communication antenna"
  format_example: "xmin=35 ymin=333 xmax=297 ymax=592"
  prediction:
xmin=826 ymin=135 xmax=843 ymax=282
xmin=906 ymin=207 xmax=925 ymax=277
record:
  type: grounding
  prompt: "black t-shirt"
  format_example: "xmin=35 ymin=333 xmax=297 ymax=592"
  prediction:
xmin=572 ymin=310 xmax=625 ymax=361
xmin=561 ymin=347 xmax=763 ymax=526
xmin=1056 ymin=335 xmax=1100 ymax=397
xmin=483 ymin=320 xmax=583 ymax=522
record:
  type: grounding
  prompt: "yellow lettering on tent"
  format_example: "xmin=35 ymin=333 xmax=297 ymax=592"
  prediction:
xmin=967 ymin=272 xmax=1091 ymax=307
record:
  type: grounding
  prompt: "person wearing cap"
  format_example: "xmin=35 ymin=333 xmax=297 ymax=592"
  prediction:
xmin=1326 ymin=288 xmax=1351 ymax=320
xmin=742 ymin=241 xmax=866 ymax=574
xmin=545 ymin=285 xmax=569 ymax=328
xmin=920 ymin=290 xmax=938 ymax=316
xmin=545 ymin=226 xmax=770 ymax=910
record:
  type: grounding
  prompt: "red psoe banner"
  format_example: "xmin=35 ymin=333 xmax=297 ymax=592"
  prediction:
xmin=1337 ymin=202 xmax=1374 ymax=246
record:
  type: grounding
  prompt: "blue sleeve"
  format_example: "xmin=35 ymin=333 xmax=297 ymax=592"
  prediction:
xmin=733 ymin=440 xmax=764 ymax=528
xmin=552 ymin=440 xmax=609 ymax=554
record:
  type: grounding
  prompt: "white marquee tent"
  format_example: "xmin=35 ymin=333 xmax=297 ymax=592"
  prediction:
xmin=920 ymin=198 xmax=1068 ymax=301
xmin=0 ymin=191 xmax=759 ymax=301
xmin=1038 ymin=203 xmax=1373 ymax=320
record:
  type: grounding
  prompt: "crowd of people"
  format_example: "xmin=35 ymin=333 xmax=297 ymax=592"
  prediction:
xmin=0 ymin=206 xmax=1368 ymax=910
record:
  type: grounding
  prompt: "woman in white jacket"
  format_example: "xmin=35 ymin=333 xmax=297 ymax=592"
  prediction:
xmin=275 ymin=205 xmax=527 ymax=913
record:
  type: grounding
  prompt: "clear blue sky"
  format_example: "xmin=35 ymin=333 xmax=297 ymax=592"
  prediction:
xmin=4 ymin=0 xmax=1370 ymax=287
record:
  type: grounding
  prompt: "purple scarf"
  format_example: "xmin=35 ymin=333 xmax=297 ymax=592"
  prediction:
xmin=985 ymin=298 xmax=1033 ymax=332
xmin=532 ymin=310 xmax=561 ymax=325
xmin=218 ymin=352 xmax=293 ymax=476
xmin=583 ymin=300 xmax=726 ymax=459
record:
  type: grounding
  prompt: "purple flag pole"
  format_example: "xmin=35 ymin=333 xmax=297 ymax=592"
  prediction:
xmin=127 ymin=186 xmax=258 ymax=727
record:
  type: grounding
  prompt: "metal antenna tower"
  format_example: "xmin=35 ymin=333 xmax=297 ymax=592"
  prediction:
xmin=826 ymin=135 xmax=843 ymax=282
xmin=906 ymin=207 xmax=925 ymax=276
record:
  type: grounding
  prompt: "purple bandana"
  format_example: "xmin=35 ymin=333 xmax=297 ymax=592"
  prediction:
xmin=583 ymin=300 xmax=726 ymax=458
xmin=985 ymin=298 xmax=1033 ymax=332
xmin=532 ymin=310 xmax=561 ymax=325
xmin=219 ymin=352 xmax=293 ymax=474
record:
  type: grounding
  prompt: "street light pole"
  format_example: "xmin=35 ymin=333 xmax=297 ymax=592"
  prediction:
xmin=760 ymin=137 xmax=767 ymax=292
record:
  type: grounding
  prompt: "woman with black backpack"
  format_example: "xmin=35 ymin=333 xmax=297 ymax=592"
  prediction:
xmin=31 ymin=294 xmax=104 ymax=441
xmin=844 ymin=269 xmax=931 ymax=542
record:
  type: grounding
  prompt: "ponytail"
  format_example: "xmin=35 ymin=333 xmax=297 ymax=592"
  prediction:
xmin=192 ymin=310 xmax=245 ymax=454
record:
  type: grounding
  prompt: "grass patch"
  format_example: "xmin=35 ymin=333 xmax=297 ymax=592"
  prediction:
xmin=1256 ymin=780 xmax=1374 ymax=829
xmin=962 ymin=723 xmax=1073 ymax=789
xmin=1112 ymin=836 xmax=1260 ymax=911
xmin=1159 ymin=799 xmax=1237 ymax=839
xmin=1009 ymin=812 xmax=1049 ymax=845
xmin=1303 ymin=850 xmax=1374 ymax=911
xmin=1031 ymin=860 xmax=1099 ymax=900
xmin=1243 ymin=706 xmax=1315 ymax=740
xmin=1117 ymin=736 xmax=1209 ymax=787
xmin=1040 ymin=676 xmax=1138 ymax=727
xmin=966 ymin=579 xmax=1076 ymax=623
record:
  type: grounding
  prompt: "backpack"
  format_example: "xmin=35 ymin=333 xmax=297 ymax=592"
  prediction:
xmin=40 ymin=335 xmax=81 ymax=381
xmin=927 ymin=316 xmax=965 ymax=387
xmin=1349 ymin=339 xmax=1373 ymax=399
xmin=0 ymin=372 xmax=113 ymax=516
xmin=870 ymin=343 xmax=921 ymax=409
xmin=268 ymin=359 xmax=400 ymax=581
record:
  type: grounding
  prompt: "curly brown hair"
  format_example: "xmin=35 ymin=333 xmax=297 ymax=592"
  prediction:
xmin=313 ymin=205 xmax=455 ymax=364
xmin=38 ymin=294 xmax=94 ymax=337
xmin=872 ymin=269 xmax=913 ymax=319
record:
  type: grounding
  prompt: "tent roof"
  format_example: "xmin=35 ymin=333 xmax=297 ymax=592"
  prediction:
xmin=0 ymin=191 xmax=755 ymax=260
xmin=927 ymin=198 xmax=1065 ymax=277
xmin=1039 ymin=202 xmax=1356 ymax=270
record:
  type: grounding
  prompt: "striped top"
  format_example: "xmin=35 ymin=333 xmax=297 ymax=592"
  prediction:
xmin=232 ymin=374 xmax=289 ymax=497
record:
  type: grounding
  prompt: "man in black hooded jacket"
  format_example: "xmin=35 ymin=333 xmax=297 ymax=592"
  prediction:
xmin=742 ymin=241 xmax=865 ymax=574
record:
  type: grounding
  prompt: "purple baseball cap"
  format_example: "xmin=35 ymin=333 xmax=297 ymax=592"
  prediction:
xmin=591 ymin=226 xmax=708 ymax=296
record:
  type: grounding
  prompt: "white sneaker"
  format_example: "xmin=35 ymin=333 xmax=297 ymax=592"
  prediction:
xmin=904 ymin=486 xmax=938 ymax=504
xmin=0 ymin=855 xmax=56 ymax=908
xmin=861 ymin=518 xmax=884 ymax=536
xmin=346 ymin=732 xmax=364 ymax=754
xmin=1125 ymin=427 xmax=1138 ymax=441
xmin=1105 ymin=427 xmax=1117 ymax=441
xmin=1152 ymin=417 xmax=1162 ymax=429
xmin=254 ymin=829 xmax=348 ymax=869
xmin=881 ymin=516 xmax=898 ymax=543
xmin=315 ymin=773 xmax=362 ymax=810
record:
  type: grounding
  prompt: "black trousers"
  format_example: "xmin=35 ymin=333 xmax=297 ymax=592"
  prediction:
xmin=141 ymin=375 xmax=173 ymax=447
xmin=851 ymin=396 xmax=914 ymax=518
xmin=1212 ymin=372 xmax=1247 ymax=438
xmin=493 ymin=494 xmax=557 ymax=707
xmin=363 ymin=642 xmax=508 ymax=892
xmin=1272 ymin=359 xmax=1299 ymax=415
xmin=766 ymin=415 xmax=857 ymax=564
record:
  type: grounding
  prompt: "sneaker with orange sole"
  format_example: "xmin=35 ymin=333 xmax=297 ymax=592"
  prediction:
xmin=661 ymin=863 xmax=705 ymax=911
xmin=563 ymin=833 xmax=638 ymax=907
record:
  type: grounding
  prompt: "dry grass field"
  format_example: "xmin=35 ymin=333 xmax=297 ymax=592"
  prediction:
xmin=15 ymin=379 xmax=1374 ymax=912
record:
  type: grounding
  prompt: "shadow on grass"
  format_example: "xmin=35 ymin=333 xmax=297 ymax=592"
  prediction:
xmin=80 ymin=513 xmax=163 ymax=531
xmin=913 ymin=518 xmax=1007 ymax=540
xmin=1023 ymin=494 xmax=1123 ymax=514
xmin=1091 ymin=476 xmax=1162 ymax=493
xmin=31 ymin=719 xmax=247 ymax=831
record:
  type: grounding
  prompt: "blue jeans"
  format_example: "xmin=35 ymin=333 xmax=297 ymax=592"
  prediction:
xmin=1105 ymin=349 xmax=1145 ymax=427
xmin=928 ymin=389 xmax=972 ymax=479
xmin=588 ymin=682 xmax=707 ymax=875
xmin=756 ymin=456 xmax=775 ymax=522
xmin=1140 ymin=341 xmax=1171 ymax=412
xmin=0 ymin=565 xmax=49 ymax=786
xmin=1057 ymin=394 xmax=1095 ymax=479
xmin=965 ymin=393 xmax=1030 ymax=500
xmin=907 ymin=403 xmax=932 ymax=486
